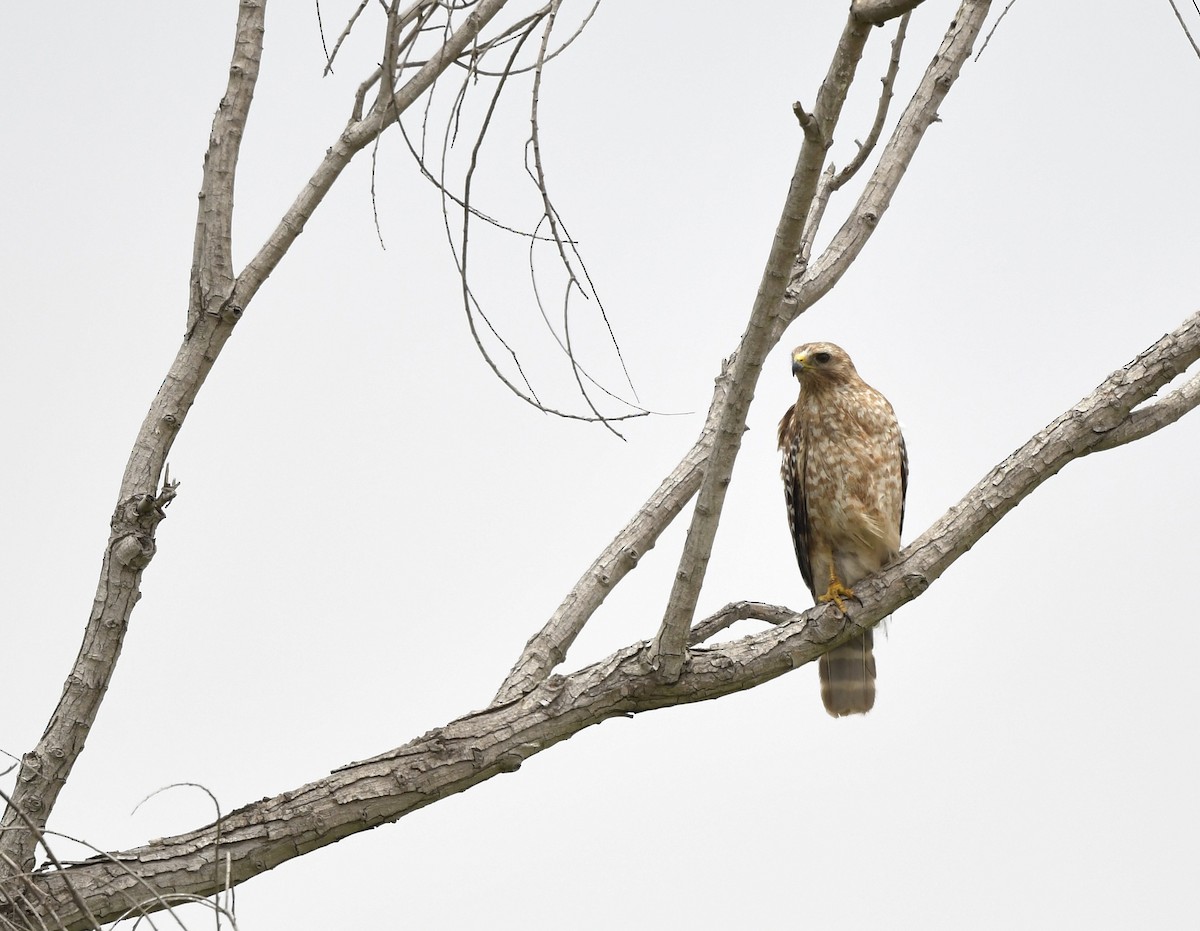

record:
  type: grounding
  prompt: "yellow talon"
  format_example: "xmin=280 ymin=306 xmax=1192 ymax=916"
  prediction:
xmin=817 ymin=567 xmax=855 ymax=611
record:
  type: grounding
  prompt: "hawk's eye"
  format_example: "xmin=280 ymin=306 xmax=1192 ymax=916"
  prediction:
xmin=813 ymin=351 xmax=832 ymax=364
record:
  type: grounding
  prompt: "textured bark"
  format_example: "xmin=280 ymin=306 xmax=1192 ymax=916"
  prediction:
xmin=0 ymin=0 xmax=268 ymax=883
xmin=15 ymin=308 xmax=1200 ymax=930
xmin=5 ymin=1 xmax=1198 ymax=927
xmin=852 ymin=0 xmax=928 ymax=26
xmin=502 ymin=0 xmax=992 ymax=695
xmin=647 ymin=12 xmax=877 ymax=680
xmin=0 ymin=0 xmax=515 ymax=904
xmin=1084 ymin=368 xmax=1200 ymax=453
xmin=777 ymin=0 xmax=991 ymax=338
xmin=651 ymin=0 xmax=991 ymax=679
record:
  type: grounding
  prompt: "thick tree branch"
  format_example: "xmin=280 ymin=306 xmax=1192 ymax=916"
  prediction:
xmin=19 ymin=308 xmax=1200 ymax=930
xmin=775 ymin=0 xmax=991 ymax=341
xmin=851 ymin=0 xmax=927 ymax=25
xmin=648 ymin=11 xmax=876 ymax=680
xmin=0 ymin=0 xmax=267 ymax=884
xmin=1083 ymin=366 xmax=1200 ymax=453
xmin=651 ymin=0 xmax=993 ymax=680
xmin=496 ymin=0 xmax=992 ymax=697
xmin=1 ymin=0 xmax=517 ymax=897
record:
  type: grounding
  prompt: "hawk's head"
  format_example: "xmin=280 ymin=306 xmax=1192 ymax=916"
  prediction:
xmin=790 ymin=342 xmax=858 ymax=386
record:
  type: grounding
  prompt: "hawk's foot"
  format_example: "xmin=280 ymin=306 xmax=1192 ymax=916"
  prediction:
xmin=817 ymin=578 xmax=855 ymax=612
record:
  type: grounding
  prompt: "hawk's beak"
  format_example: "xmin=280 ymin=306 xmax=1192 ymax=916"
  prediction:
xmin=791 ymin=354 xmax=807 ymax=376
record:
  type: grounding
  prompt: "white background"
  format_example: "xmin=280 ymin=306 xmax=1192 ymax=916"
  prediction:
xmin=2 ymin=2 xmax=1199 ymax=928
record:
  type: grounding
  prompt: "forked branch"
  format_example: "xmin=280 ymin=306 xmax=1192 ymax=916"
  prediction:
xmin=0 ymin=0 xmax=268 ymax=883
xmin=494 ymin=0 xmax=992 ymax=698
xmin=649 ymin=0 xmax=992 ymax=681
xmin=20 ymin=308 xmax=1200 ymax=931
xmin=1 ymin=0 xmax=517 ymax=895
xmin=646 ymin=10 xmax=878 ymax=680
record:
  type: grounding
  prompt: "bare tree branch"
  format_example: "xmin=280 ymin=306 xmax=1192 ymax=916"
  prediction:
xmin=20 ymin=305 xmax=1200 ymax=930
xmin=235 ymin=0 xmax=515 ymax=309
xmin=1 ymin=0 xmax=517 ymax=888
xmin=777 ymin=0 xmax=993 ymax=339
xmin=526 ymin=1 xmax=639 ymax=435
xmin=647 ymin=11 xmax=879 ymax=681
xmin=975 ymin=0 xmax=1021 ymax=62
xmin=799 ymin=13 xmax=909 ymax=263
xmin=0 ymin=786 xmax=99 ymax=930
xmin=319 ymin=0 xmax=371 ymax=75
xmin=832 ymin=12 xmax=910 ymax=192
xmin=495 ymin=0 xmax=993 ymax=698
xmin=851 ymin=0 xmax=927 ymax=26
xmin=426 ymin=0 xmax=645 ymax=426
xmin=687 ymin=600 xmax=796 ymax=645
xmin=1166 ymin=0 xmax=1200 ymax=61
xmin=0 ymin=0 xmax=267 ymax=881
xmin=650 ymin=0 xmax=993 ymax=682
xmin=493 ymin=361 xmax=733 ymax=703
xmin=1084 ymin=366 xmax=1200 ymax=453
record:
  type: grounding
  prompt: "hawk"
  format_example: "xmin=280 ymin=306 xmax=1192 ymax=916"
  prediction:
xmin=778 ymin=342 xmax=907 ymax=717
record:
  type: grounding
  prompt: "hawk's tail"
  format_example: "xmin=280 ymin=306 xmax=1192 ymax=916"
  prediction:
xmin=819 ymin=630 xmax=875 ymax=717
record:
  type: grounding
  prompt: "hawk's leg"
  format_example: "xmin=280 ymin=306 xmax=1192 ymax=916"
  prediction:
xmin=817 ymin=565 xmax=855 ymax=611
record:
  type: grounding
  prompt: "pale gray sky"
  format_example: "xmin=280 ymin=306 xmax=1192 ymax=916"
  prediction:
xmin=3 ymin=2 xmax=1199 ymax=929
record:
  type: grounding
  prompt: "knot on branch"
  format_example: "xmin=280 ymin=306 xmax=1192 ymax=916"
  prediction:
xmin=792 ymin=102 xmax=825 ymax=145
xmin=112 ymin=534 xmax=154 ymax=569
xmin=807 ymin=601 xmax=858 ymax=645
xmin=110 ymin=480 xmax=179 ymax=570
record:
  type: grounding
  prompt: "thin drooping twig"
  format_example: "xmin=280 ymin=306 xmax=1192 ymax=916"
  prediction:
xmin=367 ymin=0 xmax=418 ymax=250
xmin=687 ymin=600 xmax=798 ymax=646
xmin=432 ymin=5 xmax=648 ymax=426
xmin=525 ymin=0 xmax=640 ymax=435
xmin=5 ymin=825 xmax=238 ymax=931
xmin=23 ymin=308 xmax=1200 ymax=930
xmin=527 ymin=0 xmax=618 ymax=436
xmin=975 ymin=0 xmax=1020 ymax=62
xmin=234 ymin=0 xmax=517 ymax=310
xmin=1166 ymin=0 xmax=1200 ymax=60
xmin=320 ymin=0 xmax=374 ymax=75
xmin=450 ymin=12 xmax=558 ymax=410
xmin=390 ymin=9 xmax=558 ymax=241
xmin=525 ymin=215 xmax=654 ymax=416
xmin=457 ymin=0 xmax=603 ymax=77
xmin=315 ymin=0 xmax=332 ymax=69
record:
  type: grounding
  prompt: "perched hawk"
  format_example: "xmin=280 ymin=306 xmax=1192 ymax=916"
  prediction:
xmin=778 ymin=342 xmax=907 ymax=717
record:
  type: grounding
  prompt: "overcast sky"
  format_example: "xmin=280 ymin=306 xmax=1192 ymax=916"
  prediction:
xmin=3 ymin=2 xmax=1199 ymax=929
